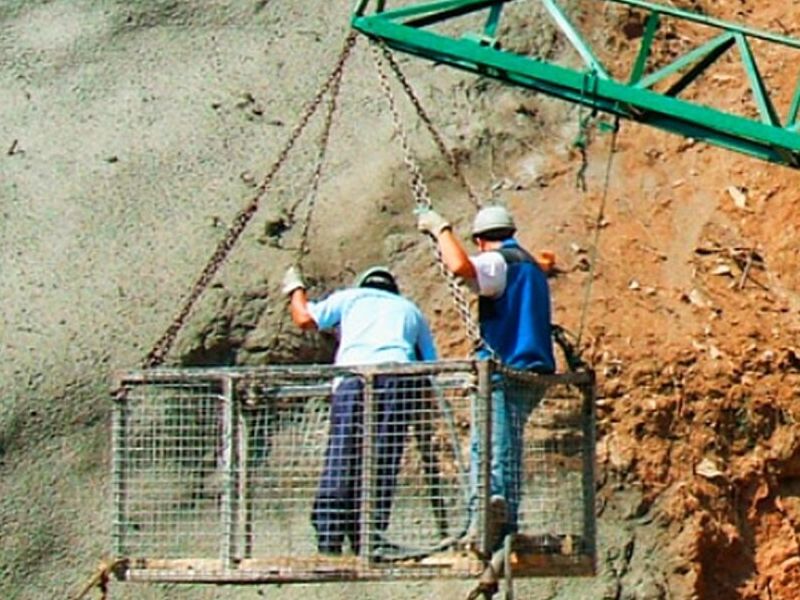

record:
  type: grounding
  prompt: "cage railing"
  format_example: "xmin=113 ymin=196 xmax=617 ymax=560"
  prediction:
xmin=111 ymin=360 xmax=595 ymax=583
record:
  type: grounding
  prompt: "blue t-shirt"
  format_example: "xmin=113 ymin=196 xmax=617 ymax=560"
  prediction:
xmin=308 ymin=287 xmax=438 ymax=366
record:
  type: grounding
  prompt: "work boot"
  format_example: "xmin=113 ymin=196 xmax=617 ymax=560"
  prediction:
xmin=485 ymin=495 xmax=508 ymax=554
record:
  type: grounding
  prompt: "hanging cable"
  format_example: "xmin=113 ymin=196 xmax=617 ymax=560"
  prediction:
xmin=297 ymin=53 xmax=348 ymax=260
xmin=575 ymin=116 xmax=619 ymax=353
xmin=267 ymin=49 xmax=350 ymax=351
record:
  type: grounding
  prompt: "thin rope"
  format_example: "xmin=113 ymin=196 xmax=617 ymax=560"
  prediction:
xmin=575 ymin=117 xmax=619 ymax=352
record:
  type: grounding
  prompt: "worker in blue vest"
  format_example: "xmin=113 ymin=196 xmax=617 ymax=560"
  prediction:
xmin=282 ymin=265 xmax=438 ymax=556
xmin=417 ymin=204 xmax=555 ymax=551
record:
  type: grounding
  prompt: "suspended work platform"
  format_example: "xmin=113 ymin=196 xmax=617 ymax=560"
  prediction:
xmin=352 ymin=0 xmax=800 ymax=168
xmin=111 ymin=360 xmax=596 ymax=584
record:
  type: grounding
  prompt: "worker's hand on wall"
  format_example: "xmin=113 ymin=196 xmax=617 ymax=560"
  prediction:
xmin=416 ymin=207 xmax=451 ymax=237
xmin=282 ymin=266 xmax=305 ymax=296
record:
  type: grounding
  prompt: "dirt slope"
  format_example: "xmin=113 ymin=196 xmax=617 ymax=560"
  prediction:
xmin=1 ymin=1 xmax=799 ymax=599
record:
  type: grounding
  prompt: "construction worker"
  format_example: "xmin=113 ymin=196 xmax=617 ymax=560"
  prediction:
xmin=417 ymin=204 xmax=555 ymax=551
xmin=282 ymin=265 xmax=438 ymax=556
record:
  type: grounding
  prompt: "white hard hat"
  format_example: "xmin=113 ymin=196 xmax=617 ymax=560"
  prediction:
xmin=471 ymin=205 xmax=516 ymax=238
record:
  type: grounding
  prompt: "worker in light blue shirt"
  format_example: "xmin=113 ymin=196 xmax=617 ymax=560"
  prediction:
xmin=282 ymin=265 xmax=438 ymax=556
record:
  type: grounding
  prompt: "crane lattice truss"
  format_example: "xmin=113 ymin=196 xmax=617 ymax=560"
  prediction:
xmin=352 ymin=0 xmax=800 ymax=168
xmin=111 ymin=361 xmax=595 ymax=583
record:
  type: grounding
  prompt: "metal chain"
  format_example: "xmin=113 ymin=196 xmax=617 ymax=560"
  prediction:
xmin=267 ymin=48 xmax=350 ymax=352
xmin=298 ymin=54 xmax=347 ymax=259
xmin=370 ymin=42 xmax=484 ymax=350
xmin=378 ymin=44 xmax=482 ymax=210
xmin=574 ymin=113 xmax=593 ymax=192
xmin=142 ymin=33 xmax=358 ymax=368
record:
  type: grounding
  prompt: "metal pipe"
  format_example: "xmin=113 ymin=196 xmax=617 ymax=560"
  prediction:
xmin=360 ymin=374 xmax=376 ymax=563
xmin=582 ymin=371 xmax=598 ymax=571
xmin=542 ymin=0 xmax=610 ymax=79
xmin=220 ymin=377 xmax=237 ymax=569
xmin=111 ymin=391 xmax=127 ymax=562
xmin=476 ymin=360 xmax=492 ymax=556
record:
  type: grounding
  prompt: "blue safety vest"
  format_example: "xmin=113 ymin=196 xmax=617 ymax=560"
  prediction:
xmin=477 ymin=240 xmax=556 ymax=372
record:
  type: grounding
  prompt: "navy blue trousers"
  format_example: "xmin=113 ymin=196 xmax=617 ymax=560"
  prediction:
xmin=311 ymin=376 xmax=413 ymax=554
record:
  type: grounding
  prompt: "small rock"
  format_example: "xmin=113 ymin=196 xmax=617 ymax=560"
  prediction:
xmin=711 ymin=263 xmax=733 ymax=276
xmin=685 ymin=288 xmax=712 ymax=308
xmin=727 ymin=185 xmax=748 ymax=209
xmin=695 ymin=457 xmax=726 ymax=480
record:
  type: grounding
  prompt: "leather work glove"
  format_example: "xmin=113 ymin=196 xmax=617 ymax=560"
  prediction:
xmin=282 ymin=266 xmax=305 ymax=296
xmin=416 ymin=207 xmax=451 ymax=237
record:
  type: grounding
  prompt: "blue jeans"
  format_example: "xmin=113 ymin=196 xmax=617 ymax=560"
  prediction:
xmin=311 ymin=376 xmax=412 ymax=554
xmin=469 ymin=376 xmax=544 ymax=538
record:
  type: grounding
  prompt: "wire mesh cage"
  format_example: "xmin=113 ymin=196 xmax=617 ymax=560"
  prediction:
xmin=111 ymin=360 xmax=595 ymax=583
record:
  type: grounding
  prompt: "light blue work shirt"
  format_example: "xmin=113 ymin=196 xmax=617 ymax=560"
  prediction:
xmin=307 ymin=287 xmax=438 ymax=366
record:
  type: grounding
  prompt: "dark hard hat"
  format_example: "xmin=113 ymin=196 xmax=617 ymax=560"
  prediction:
xmin=355 ymin=266 xmax=398 ymax=292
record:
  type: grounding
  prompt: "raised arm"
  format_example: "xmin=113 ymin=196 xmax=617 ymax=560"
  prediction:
xmin=417 ymin=209 xmax=477 ymax=280
xmin=282 ymin=267 xmax=318 ymax=330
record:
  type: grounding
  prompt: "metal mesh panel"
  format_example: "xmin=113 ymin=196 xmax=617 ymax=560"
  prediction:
xmin=239 ymin=384 xmax=331 ymax=563
xmin=504 ymin=370 xmax=596 ymax=576
xmin=113 ymin=381 xmax=226 ymax=559
xmin=111 ymin=361 xmax=594 ymax=583
xmin=236 ymin=367 xmax=481 ymax=580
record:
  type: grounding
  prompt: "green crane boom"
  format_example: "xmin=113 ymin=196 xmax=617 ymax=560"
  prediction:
xmin=352 ymin=0 xmax=800 ymax=168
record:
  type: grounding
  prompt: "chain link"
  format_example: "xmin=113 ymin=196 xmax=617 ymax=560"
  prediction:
xmin=370 ymin=42 xmax=484 ymax=350
xmin=142 ymin=33 xmax=358 ymax=368
xmin=267 ymin=46 xmax=351 ymax=353
xmin=297 ymin=57 xmax=346 ymax=260
xmin=378 ymin=45 xmax=482 ymax=210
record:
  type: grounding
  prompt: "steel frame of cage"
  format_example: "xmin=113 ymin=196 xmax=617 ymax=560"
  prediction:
xmin=111 ymin=360 xmax=596 ymax=584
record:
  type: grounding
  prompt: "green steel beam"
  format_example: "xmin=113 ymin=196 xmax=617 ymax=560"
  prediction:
xmin=735 ymin=33 xmax=780 ymax=126
xmin=629 ymin=11 xmax=660 ymax=85
xmin=663 ymin=35 xmax=735 ymax=98
xmin=367 ymin=0 xmax=504 ymax=25
xmin=484 ymin=3 xmax=503 ymax=38
xmin=635 ymin=33 xmax=734 ymax=92
xmin=542 ymin=0 xmax=609 ymax=79
xmin=352 ymin=0 xmax=800 ymax=168
xmin=789 ymin=72 xmax=800 ymax=128
xmin=609 ymin=0 xmax=800 ymax=49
